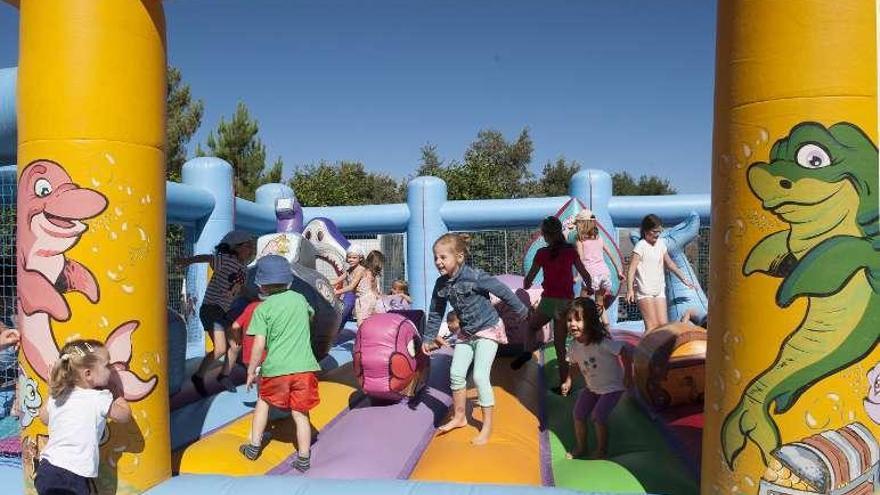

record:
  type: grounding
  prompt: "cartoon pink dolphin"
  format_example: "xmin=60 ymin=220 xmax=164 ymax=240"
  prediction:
xmin=17 ymin=159 xmax=156 ymax=401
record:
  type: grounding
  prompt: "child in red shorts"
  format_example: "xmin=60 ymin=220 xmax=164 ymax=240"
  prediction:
xmin=240 ymin=255 xmax=320 ymax=473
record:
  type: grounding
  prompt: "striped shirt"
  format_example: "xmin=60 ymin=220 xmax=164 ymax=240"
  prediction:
xmin=203 ymin=253 xmax=246 ymax=311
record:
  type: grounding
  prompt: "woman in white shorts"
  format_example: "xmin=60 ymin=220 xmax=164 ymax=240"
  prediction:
xmin=626 ymin=214 xmax=695 ymax=331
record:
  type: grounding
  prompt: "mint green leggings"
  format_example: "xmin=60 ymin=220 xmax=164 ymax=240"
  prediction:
xmin=449 ymin=337 xmax=499 ymax=407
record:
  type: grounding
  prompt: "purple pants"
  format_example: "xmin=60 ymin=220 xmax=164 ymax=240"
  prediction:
xmin=574 ymin=389 xmax=623 ymax=423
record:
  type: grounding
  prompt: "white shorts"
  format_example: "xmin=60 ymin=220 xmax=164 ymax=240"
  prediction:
xmin=587 ymin=273 xmax=612 ymax=293
xmin=636 ymin=286 xmax=666 ymax=301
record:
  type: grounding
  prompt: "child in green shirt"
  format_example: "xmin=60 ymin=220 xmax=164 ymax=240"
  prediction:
xmin=239 ymin=255 xmax=320 ymax=473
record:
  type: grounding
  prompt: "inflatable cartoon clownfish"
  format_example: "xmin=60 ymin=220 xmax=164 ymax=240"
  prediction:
xmin=352 ymin=313 xmax=429 ymax=401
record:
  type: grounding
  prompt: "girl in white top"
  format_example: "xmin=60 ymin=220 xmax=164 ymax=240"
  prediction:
xmin=626 ymin=214 xmax=694 ymax=331
xmin=561 ymin=298 xmax=633 ymax=459
xmin=36 ymin=339 xmax=131 ymax=495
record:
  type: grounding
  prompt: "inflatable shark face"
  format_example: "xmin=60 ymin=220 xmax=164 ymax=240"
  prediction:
xmin=302 ymin=217 xmax=349 ymax=277
xmin=250 ymin=232 xmax=343 ymax=359
xmin=628 ymin=211 xmax=708 ymax=324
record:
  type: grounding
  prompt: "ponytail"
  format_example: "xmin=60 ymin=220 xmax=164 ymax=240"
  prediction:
xmin=49 ymin=339 xmax=105 ymax=400
xmin=434 ymin=233 xmax=471 ymax=259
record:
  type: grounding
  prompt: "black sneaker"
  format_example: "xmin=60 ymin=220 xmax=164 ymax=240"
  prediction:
xmin=292 ymin=454 xmax=310 ymax=472
xmin=191 ymin=374 xmax=209 ymax=397
xmin=217 ymin=374 xmax=236 ymax=393
xmin=510 ymin=352 xmax=532 ymax=370
xmin=239 ymin=443 xmax=263 ymax=461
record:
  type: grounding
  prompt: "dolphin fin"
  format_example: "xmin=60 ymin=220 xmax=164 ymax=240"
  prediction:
xmin=744 ymin=231 xmax=793 ymax=278
xmin=105 ymin=321 xmax=158 ymax=402
xmin=60 ymin=260 xmax=100 ymax=303
xmin=777 ymin=235 xmax=877 ymax=307
xmin=19 ymin=269 xmax=70 ymax=321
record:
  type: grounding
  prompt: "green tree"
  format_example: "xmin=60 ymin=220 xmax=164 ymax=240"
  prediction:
xmin=166 ymin=66 xmax=204 ymax=182
xmin=419 ymin=128 xmax=535 ymax=200
xmin=611 ymin=171 xmax=676 ymax=195
xmin=197 ymin=102 xmax=281 ymax=200
xmin=416 ymin=143 xmax=444 ymax=177
xmin=289 ymin=161 xmax=404 ymax=207
xmin=535 ymin=157 xmax=581 ymax=196
xmin=263 ymin=157 xmax=284 ymax=185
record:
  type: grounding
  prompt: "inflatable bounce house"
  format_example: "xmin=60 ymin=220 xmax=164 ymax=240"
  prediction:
xmin=0 ymin=2 xmax=877 ymax=495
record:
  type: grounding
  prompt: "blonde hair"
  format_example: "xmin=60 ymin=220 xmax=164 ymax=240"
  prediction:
xmin=392 ymin=279 xmax=409 ymax=294
xmin=576 ymin=217 xmax=599 ymax=239
xmin=49 ymin=339 xmax=106 ymax=400
xmin=433 ymin=233 xmax=471 ymax=258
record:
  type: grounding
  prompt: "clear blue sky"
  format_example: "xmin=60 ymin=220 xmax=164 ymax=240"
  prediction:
xmin=0 ymin=1 xmax=716 ymax=193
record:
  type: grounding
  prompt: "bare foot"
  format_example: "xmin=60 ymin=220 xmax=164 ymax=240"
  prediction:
xmin=588 ymin=450 xmax=607 ymax=460
xmin=437 ymin=416 xmax=467 ymax=434
xmin=565 ymin=448 xmax=585 ymax=460
xmin=471 ymin=431 xmax=490 ymax=445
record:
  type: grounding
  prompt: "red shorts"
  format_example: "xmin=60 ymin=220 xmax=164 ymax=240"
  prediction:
xmin=259 ymin=372 xmax=320 ymax=412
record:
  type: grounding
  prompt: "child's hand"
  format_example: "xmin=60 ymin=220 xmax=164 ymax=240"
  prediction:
xmin=0 ymin=328 xmax=19 ymax=349
xmin=108 ymin=368 xmax=125 ymax=398
xmin=626 ymin=289 xmax=635 ymax=304
xmin=246 ymin=369 xmax=258 ymax=390
xmin=684 ymin=281 xmax=696 ymax=290
xmin=560 ymin=378 xmax=572 ymax=397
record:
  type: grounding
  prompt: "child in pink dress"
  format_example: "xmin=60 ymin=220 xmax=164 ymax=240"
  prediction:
xmin=574 ymin=209 xmax=621 ymax=324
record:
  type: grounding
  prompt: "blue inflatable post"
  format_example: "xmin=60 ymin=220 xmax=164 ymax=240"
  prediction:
xmin=407 ymin=176 xmax=448 ymax=313
xmin=181 ymin=157 xmax=235 ymax=355
xmin=255 ymin=183 xmax=294 ymax=208
xmin=255 ymin=183 xmax=296 ymax=233
xmin=570 ymin=169 xmax=620 ymax=325
xmin=0 ymin=68 xmax=15 ymax=164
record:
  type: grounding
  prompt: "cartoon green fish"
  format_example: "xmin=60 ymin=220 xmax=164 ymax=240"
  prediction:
xmin=721 ymin=122 xmax=880 ymax=467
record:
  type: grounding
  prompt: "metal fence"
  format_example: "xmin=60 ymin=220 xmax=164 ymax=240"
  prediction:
xmin=341 ymin=226 xmax=710 ymax=322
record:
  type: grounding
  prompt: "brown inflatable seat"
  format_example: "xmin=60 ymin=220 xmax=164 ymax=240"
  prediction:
xmin=633 ymin=322 xmax=707 ymax=410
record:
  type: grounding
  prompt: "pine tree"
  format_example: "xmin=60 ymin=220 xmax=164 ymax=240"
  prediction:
xmin=166 ymin=66 xmax=204 ymax=182
xmin=198 ymin=102 xmax=281 ymax=200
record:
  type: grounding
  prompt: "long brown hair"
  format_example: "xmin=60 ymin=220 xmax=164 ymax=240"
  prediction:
xmin=567 ymin=298 xmax=609 ymax=345
xmin=363 ymin=250 xmax=385 ymax=277
xmin=541 ymin=216 xmax=569 ymax=258
xmin=49 ymin=339 xmax=106 ymax=400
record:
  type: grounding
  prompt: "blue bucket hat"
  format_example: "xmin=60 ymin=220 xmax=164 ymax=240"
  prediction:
xmin=254 ymin=255 xmax=293 ymax=286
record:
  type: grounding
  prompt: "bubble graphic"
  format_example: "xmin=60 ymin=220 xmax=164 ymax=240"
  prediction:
xmin=114 ymin=206 xmax=124 ymax=217
xmin=89 ymin=156 xmax=115 ymax=187
xmin=741 ymin=144 xmax=752 ymax=158
xmin=117 ymin=453 xmax=140 ymax=476
xmin=723 ymin=218 xmax=746 ymax=251
xmin=98 ymin=316 xmax=109 ymax=329
xmin=804 ymin=393 xmax=843 ymax=430
xmin=120 ymin=284 xmax=135 ymax=294
xmin=758 ymin=128 xmax=769 ymax=144
xmin=139 ymin=351 xmax=160 ymax=376
xmin=731 ymin=369 xmax=742 ymax=384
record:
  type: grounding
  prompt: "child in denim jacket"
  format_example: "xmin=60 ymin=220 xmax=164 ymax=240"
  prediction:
xmin=423 ymin=233 xmax=527 ymax=445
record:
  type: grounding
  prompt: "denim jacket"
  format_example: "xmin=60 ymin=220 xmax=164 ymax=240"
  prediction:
xmin=425 ymin=264 xmax=528 ymax=340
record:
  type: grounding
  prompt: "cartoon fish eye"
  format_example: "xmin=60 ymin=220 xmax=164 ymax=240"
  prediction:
xmin=795 ymin=143 xmax=832 ymax=169
xmin=34 ymin=178 xmax=52 ymax=197
xmin=317 ymin=230 xmax=324 ymax=242
xmin=304 ymin=230 xmax=312 ymax=240
xmin=407 ymin=339 xmax=416 ymax=358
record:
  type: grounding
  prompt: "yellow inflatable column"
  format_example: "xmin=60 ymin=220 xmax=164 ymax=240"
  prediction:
xmin=16 ymin=1 xmax=169 ymax=493
xmin=704 ymin=1 xmax=878 ymax=494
